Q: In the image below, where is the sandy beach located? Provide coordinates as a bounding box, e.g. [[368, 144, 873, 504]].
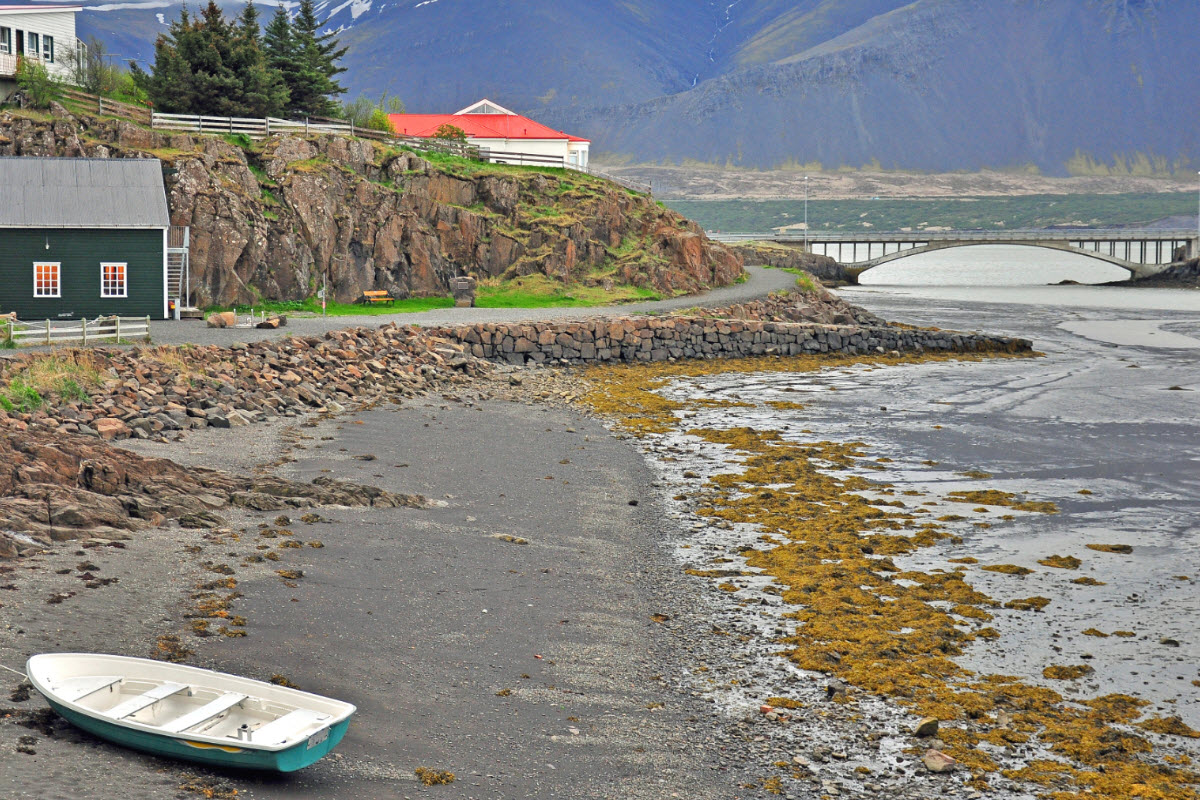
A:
[[0, 372, 776, 799]]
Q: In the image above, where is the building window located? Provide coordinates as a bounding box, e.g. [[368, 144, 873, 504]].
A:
[[27, 32, 38, 58], [101, 262, 127, 298], [43, 35, 53, 63], [0, 28, 11, 55], [34, 262, 60, 298]]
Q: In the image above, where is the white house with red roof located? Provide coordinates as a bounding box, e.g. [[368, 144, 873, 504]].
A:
[[388, 99, 590, 170], [0, 4, 83, 98]]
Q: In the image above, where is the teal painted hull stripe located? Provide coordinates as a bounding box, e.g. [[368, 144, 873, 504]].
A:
[[48, 700, 351, 772]]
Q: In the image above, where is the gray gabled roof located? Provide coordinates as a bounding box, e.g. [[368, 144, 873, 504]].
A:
[[0, 157, 169, 229]]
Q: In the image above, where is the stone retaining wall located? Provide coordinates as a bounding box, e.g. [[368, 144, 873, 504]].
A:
[[432, 317, 1031, 366]]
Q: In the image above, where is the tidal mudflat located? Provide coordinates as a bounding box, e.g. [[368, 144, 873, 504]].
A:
[[576, 297, 1200, 799]]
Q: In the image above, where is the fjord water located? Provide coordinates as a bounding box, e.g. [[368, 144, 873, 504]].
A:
[[656, 244, 1200, 730]]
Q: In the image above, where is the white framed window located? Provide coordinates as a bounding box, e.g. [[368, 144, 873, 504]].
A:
[[34, 262, 61, 298], [27, 32, 38, 59], [0, 28, 11, 55], [43, 35, 53, 63], [100, 262, 127, 298]]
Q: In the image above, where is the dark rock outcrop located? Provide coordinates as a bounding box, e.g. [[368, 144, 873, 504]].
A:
[[0, 110, 743, 307], [0, 428, 426, 555], [1117, 257, 1200, 289]]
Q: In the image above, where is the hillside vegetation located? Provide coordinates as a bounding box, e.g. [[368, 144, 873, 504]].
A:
[[0, 108, 741, 307]]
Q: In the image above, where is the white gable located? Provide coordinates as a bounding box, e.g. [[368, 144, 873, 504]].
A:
[[454, 98, 516, 116]]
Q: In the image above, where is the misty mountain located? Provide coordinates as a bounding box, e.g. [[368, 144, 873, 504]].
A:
[[72, 0, 1199, 174]]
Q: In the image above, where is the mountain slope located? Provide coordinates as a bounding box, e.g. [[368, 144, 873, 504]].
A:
[[70, 0, 1200, 174]]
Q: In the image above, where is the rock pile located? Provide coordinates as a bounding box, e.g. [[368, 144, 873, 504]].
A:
[[1, 324, 486, 444], [0, 293, 1029, 558], [700, 283, 886, 327]]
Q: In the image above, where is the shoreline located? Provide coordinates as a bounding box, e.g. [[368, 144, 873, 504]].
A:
[[571, 347, 1200, 799], [4, 285, 1190, 798]]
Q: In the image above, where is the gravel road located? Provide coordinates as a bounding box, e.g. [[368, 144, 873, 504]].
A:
[[148, 265, 797, 348]]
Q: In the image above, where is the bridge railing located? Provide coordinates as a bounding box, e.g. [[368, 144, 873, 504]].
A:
[[709, 229, 1197, 244]]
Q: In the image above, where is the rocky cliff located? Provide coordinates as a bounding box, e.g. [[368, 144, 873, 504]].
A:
[[0, 109, 742, 307]]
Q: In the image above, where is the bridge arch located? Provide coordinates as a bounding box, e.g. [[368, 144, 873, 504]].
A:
[[844, 241, 1141, 281]]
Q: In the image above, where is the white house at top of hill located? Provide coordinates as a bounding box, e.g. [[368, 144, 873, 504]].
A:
[[388, 99, 590, 170], [0, 4, 83, 99]]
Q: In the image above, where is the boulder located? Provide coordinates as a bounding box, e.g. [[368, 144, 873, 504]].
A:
[[914, 717, 940, 737], [207, 311, 237, 328], [93, 418, 130, 440], [922, 749, 957, 774]]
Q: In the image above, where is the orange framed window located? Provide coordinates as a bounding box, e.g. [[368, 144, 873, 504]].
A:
[[101, 262, 127, 298], [33, 262, 60, 298]]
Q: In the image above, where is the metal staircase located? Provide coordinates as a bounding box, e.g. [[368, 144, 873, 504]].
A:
[[167, 226, 194, 314]]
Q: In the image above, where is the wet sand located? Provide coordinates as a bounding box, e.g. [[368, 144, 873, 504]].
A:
[[0, 386, 767, 799]]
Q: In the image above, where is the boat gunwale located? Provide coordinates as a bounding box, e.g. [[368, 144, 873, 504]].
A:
[[27, 652, 356, 753]]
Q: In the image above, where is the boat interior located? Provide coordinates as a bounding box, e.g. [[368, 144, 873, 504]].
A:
[[53, 674, 334, 746]]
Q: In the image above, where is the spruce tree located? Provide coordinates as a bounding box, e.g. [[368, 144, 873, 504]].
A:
[[231, 1, 289, 117], [142, 6, 198, 114], [184, 1, 240, 116], [262, 7, 300, 110], [287, 0, 347, 117]]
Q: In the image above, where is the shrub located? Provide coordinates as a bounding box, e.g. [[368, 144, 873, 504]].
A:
[[15, 58, 62, 109], [366, 108, 392, 132], [432, 123, 467, 141]]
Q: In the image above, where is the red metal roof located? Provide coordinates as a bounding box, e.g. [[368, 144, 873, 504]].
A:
[[388, 113, 588, 143]]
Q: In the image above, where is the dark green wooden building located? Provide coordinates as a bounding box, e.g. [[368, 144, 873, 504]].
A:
[[0, 157, 172, 320]]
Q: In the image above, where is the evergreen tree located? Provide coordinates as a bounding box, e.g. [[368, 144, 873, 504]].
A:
[[142, 1, 290, 117], [230, 1, 288, 117], [262, 7, 300, 110], [287, 0, 348, 116], [184, 0, 241, 116], [141, 6, 198, 113]]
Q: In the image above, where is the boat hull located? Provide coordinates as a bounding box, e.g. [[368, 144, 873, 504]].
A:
[[45, 697, 352, 772]]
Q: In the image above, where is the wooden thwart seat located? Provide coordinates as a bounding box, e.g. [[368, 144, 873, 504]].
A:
[[104, 682, 188, 720], [161, 692, 247, 734], [56, 675, 122, 703], [358, 290, 395, 306], [249, 709, 330, 745]]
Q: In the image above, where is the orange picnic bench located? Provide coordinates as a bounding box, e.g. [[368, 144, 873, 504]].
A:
[[358, 290, 395, 306]]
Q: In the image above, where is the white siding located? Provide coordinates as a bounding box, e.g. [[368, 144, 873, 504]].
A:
[[0, 9, 79, 80], [568, 142, 590, 169], [472, 137, 576, 167]]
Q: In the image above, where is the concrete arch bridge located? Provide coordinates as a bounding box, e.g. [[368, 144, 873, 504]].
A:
[[712, 229, 1199, 281]]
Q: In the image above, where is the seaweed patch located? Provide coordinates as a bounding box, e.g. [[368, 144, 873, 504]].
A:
[[578, 354, 1200, 799]]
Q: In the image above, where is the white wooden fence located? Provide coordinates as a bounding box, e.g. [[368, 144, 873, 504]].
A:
[[6, 316, 151, 347], [152, 113, 359, 138]]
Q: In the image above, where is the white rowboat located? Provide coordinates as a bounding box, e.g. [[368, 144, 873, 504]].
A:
[[27, 653, 356, 771]]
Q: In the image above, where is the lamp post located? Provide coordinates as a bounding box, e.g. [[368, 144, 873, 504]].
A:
[[804, 175, 809, 253]]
